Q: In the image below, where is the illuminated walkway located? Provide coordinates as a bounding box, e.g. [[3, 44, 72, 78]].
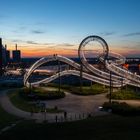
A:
[[24, 36, 140, 88]]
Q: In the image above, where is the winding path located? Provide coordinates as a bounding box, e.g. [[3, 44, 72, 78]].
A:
[[2, 88, 140, 123], [0, 89, 110, 122]]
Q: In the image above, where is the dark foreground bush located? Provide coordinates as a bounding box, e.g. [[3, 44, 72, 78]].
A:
[[103, 101, 140, 116]]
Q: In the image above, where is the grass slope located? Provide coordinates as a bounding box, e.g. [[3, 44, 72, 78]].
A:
[[8, 89, 64, 113], [45, 83, 108, 95], [107, 88, 140, 100]]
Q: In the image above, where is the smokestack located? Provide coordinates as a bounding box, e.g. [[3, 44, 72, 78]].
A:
[[15, 44, 17, 50]]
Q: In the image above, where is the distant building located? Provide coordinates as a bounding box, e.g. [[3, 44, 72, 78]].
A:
[[5, 45, 10, 65], [2, 46, 6, 65], [0, 44, 11, 66], [12, 44, 21, 63], [0, 38, 2, 75]]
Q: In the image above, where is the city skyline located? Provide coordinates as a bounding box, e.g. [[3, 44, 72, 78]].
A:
[[1, 0, 140, 58]]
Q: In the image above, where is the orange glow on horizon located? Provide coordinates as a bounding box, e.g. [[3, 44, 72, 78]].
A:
[[4, 42, 140, 58], [21, 48, 78, 58]]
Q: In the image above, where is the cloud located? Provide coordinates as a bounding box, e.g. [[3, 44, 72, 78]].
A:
[[60, 43, 75, 47], [12, 39, 38, 45], [100, 32, 116, 36], [26, 41, 39, 44], [43, 43, 55, 45], [12, 39, 24, 43], [43, 43, 75, 49], [55, 43, 75, 48], [12, 39, 39, 45], [11, 39, 76, 50], [123, 32, 140, 37], [31, 30, 45, 34]]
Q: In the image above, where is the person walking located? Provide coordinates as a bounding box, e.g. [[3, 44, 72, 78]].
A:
[[64, 111, 67, 120]]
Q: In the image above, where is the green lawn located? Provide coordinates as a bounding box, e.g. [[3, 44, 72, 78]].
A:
[[43, 83, 108, 95], [33, 87, 65, 99], [8, 89, 64, 113], [70, 84, 108, 95], [19, 87, 65, 100], [1, 115, 140, 140], [107, 88, 140, 100], [8, 89, 38, 112]]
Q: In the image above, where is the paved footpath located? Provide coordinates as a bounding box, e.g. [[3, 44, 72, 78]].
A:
[[3, 89, 140, 123], [0, 90, 66, 122]]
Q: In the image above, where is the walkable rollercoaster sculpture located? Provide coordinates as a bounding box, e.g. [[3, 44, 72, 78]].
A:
[[24, 35, 140, 88]]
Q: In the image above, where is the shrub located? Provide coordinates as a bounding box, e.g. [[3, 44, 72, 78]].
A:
[[19, 87, 65, 100], [41, 83, 108, 95], [107, 88, 140, 100], [103, 101, 140, 116], [70, 84, 108, 96]]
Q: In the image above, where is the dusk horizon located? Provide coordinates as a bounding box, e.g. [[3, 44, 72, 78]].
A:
[[1, 1, 140, 139], [1, 0, 140, 58]]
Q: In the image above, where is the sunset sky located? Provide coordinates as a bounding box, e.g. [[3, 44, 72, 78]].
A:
[[1, 0, 140, 58]]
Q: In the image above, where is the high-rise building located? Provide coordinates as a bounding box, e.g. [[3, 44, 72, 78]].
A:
[[12, 44, 21, 63], [0, 38, 3, 75], [2, 45, 7, 66], [5, 45, 10, 64]]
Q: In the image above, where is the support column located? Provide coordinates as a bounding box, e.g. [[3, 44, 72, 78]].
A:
[[109, 71, 112, 103], [58, 60, 61, 93], [80, 64, 83, 92]]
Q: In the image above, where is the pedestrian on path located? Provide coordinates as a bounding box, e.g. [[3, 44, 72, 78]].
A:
[[64, 111, 67, 120]]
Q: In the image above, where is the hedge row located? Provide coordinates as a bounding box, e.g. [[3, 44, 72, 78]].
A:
[[103, 101, 140, 116]]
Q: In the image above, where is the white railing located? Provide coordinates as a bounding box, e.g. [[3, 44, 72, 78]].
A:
[[24, 53, 140, 88]]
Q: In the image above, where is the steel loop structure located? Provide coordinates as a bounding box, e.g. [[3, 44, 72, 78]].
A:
[[24, 35, 140, 88]]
